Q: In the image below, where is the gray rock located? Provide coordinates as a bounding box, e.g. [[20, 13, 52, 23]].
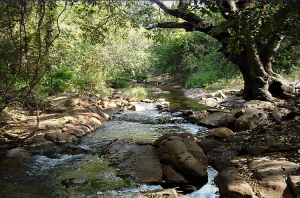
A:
[[61, 178, 89, 188], [128, 105, 146, 111], [151, 87, 162, 92], [165, 165, 187, 183], [206, 149, 237, 171], [235, 108, 268, 131], [272, 111, 283, 122], [243, 100, 275, 110], [198, 111, 231, 127], [6, 147, 30, 158], [189, 111, 208, 123], [198, 139, 220, 152], [44, 132, 78, 144]]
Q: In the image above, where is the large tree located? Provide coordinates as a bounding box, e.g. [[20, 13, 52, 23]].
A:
[[148, 1, 300, 101]]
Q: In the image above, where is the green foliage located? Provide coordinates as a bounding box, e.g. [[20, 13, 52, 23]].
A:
[[150, 31, 238, 88], [273, 37, 300, 74], [41, 67, 74, 95], [50, 6, 152, 94], [106, 74, 131, 89], [122, 86, 147, 97]]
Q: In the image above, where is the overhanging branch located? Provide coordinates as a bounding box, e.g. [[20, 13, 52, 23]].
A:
[[146, 22, 195, 31]]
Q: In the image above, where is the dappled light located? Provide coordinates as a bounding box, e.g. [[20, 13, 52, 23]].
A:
[[0, 1, 300, 197]]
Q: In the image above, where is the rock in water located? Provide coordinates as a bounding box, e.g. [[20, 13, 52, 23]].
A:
[[61, 178, 89, 188], [155, 133, 208, 180], [106, 139, 164, 184]]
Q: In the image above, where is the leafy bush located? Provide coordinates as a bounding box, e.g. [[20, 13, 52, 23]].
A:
[[42, 68, 74, 95], [150, 31, 239, 87], [106, 73, 132, 89]]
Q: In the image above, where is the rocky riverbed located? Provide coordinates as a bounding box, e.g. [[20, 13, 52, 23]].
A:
[[1, 83, 300, 197]]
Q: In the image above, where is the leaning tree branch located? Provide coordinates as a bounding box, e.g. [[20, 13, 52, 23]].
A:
[[151, 0, 211, 24], [146, 22, 194, 31], [148, 1, 214, 33]]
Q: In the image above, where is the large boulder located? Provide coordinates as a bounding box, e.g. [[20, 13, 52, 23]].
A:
[[235, 108, 268, 131], [197, 111, 231, 127], [215, 166, 256, 198], [248, 159, 299, 198], [104, 134, 208, 186], [155, 134, 208, 180]]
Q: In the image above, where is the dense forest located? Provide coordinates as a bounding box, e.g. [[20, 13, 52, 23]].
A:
[[0, 1, 299, 112]]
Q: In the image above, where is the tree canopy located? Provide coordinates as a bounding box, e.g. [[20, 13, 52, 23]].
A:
[[0, 0, 300, 112], [148, 1, 300, 101]]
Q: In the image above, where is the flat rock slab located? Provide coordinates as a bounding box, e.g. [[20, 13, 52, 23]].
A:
[[107, 139, 163, 184], [198, 111, 230, 127], [248, 159, 300, 198]]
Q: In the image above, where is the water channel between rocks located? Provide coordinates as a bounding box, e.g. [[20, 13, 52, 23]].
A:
[[0, 87, 219, 198]]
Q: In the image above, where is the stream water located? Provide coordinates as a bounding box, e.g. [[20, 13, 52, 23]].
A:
[[0, 88, 219, 198]]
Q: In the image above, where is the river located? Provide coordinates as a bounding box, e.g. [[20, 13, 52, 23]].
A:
[[0, 87, 219, 197]]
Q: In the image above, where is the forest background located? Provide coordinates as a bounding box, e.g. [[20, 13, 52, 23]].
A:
[[0, 1, 299, 113]]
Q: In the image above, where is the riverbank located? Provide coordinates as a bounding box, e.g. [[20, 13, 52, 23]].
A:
[[183, 85, 300, 198]]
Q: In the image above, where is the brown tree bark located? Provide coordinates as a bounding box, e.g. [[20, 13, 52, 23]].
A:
[[230, 45, 293, 101]]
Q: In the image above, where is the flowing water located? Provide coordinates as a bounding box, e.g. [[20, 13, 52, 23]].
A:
[[0, 88, 219, 198]]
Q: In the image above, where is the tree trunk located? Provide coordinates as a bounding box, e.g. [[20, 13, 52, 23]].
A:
[[230, 44, 294, 101]]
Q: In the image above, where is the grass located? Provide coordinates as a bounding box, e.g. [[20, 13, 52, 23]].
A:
[[202, 67, 299, 93], [203, 75, 244, 92], [280, 67, 300, 82], [122, 86, 148, 97]]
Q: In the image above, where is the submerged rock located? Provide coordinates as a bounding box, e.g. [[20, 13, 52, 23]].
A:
[[6, 147, 30, 158], [61, 178, 89, 188]]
